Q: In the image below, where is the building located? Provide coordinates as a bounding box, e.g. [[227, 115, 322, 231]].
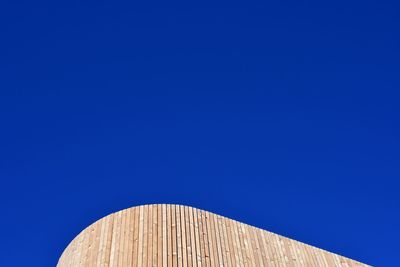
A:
[[57, 204, 368, 266]]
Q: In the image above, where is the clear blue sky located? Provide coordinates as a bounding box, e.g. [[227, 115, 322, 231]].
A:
[[1, 0, 399, 266]]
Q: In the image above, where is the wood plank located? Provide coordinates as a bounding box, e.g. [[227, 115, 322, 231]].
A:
[[200, 210, 211, 267], [171, 205, 178, 267], [212, 213, 223, 267], [250, 226, 264, 267], [193, 208, 202, 267], [108, 212, 119, 267], [167, 205, 173, 267], [255, 228, 269, 267], [137, 206, 145, 267], [119, 209, 127, 267], [147, 205, 153, 267], [162, 204, 167, 267], [143, 205, 149, 267], [104, 215, 114, 267], [184, 206, 192, 267], [157, 205, 163, 267], [240, 223, 254, 267], [132, 207, 139, 267], [205, 211, 216, 267], [217, 215, 229, 267], [180, 206, 188, 267], [127, 208, 134, 267], [224, 217, 236, 267], [188, 206, 197, 267], [90, 220, 101, 267], [176, 205, 183, 267]]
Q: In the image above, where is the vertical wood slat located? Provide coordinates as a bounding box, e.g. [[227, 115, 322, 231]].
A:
[[193, 208, 202, 267], [58, 204, 370, 267], [143, 205, 149, 267], [121, 209, 128, 267], [180, 206, 188, 267], [201, 210, 211, 267], [147, 205, 153, 267], [188, 206, 197, 267], [137, 206, 144, 267], [167, 205, 173, 267], [171, 205, 178, 267], [127, 208, 134, 267], [205, 211, 216, 267], [176, 205, 182, 267], [157, 205, 163, 267], [152, 206, 157, 267], [197, 209, 206, 267], [184, 206, 192, 267], [132, 207, 139, 267], [217, 215, 229, 267], [162, 205, 167, 267]]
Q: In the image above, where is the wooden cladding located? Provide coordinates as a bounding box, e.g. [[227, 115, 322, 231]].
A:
[[57, 204, 368, 267]]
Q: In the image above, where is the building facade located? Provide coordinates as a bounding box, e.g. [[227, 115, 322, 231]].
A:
[[57, 204, 368, 266]]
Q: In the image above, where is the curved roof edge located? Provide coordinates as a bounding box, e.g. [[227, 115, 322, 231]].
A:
[[58, 204, 369, 267]]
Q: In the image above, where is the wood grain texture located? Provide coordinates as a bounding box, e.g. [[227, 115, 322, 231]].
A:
[[58, 204, 369, 267]]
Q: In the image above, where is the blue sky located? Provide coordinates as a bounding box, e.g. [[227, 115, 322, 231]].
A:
[[1, 0, 399, 266]]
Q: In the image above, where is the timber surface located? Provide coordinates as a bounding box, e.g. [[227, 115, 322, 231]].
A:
[[57, 204, 369, 267]]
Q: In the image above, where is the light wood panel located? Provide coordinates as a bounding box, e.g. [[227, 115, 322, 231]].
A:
[[58, 204, 369, 267]]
